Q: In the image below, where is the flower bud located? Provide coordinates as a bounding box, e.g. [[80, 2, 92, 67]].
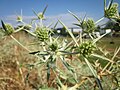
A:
[[5, 24, 14, 35], [35, 27, 49, 41], [82, 19, 96, 33], [78, 42, 96, 57], [105, 3, 119, 19]]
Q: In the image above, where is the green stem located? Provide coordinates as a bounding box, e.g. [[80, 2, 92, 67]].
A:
[[14, 26, 24, 33], [59, 20, 79, 47], [10, 35, 31, 52], [95, 17, 105, 24], [84, 57, 103, 90], [89, 33, 94, 40], [40, 19, 43, 27], [84, 57, 97, 78], [101, 44, 118, 73], [53, 69, 64, 88], [24, 29, 36, 37]]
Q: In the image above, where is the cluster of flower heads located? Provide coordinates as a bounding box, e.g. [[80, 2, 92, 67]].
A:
[[78, 41, 96, 57]]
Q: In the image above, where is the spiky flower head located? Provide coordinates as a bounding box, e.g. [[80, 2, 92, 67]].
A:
[[78, 41, 96, 57], [105, 3, 119, 19], [4, 24, 14, 35], [82, 19, 96, 33], [35, 27, 49, 41], [49, 41, 59, 52]]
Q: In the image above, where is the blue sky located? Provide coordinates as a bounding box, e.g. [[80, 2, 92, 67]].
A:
[[0, 0, 120, 27]]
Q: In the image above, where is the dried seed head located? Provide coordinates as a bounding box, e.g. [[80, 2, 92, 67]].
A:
[[78, 42, 96, 57], [35, 27, 49, 41], [5, 24, 14, 35], [105, 3, 119, 19]]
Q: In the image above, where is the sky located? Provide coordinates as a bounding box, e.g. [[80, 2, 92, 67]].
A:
[[0, 0, 120, 28]]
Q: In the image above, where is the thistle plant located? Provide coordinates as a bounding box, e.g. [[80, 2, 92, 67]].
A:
[[0, 0, 120, 90]]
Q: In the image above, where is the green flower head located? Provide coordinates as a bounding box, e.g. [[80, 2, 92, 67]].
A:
[[35, 27, 49, 41], [5, 24, 14, 35], [105, 3, 119, 19], [78, 41, 96, 57], [82, 19, 96, 33]]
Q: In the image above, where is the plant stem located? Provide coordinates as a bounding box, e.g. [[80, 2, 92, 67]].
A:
[[14, 26, 24, 33], [95, 17, 105, 24], [84, 58, 97, 77], [24, 29, 36, 37], [59, 20, 79, 47], [84, 58, 103, 90], [89, 33, 94, 40], [10, 35, 31, 52], [102, 47, 120, 73], [101, 62, 110, 73], [108, 47, 120, 70], [40, 19, 43, 27]]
